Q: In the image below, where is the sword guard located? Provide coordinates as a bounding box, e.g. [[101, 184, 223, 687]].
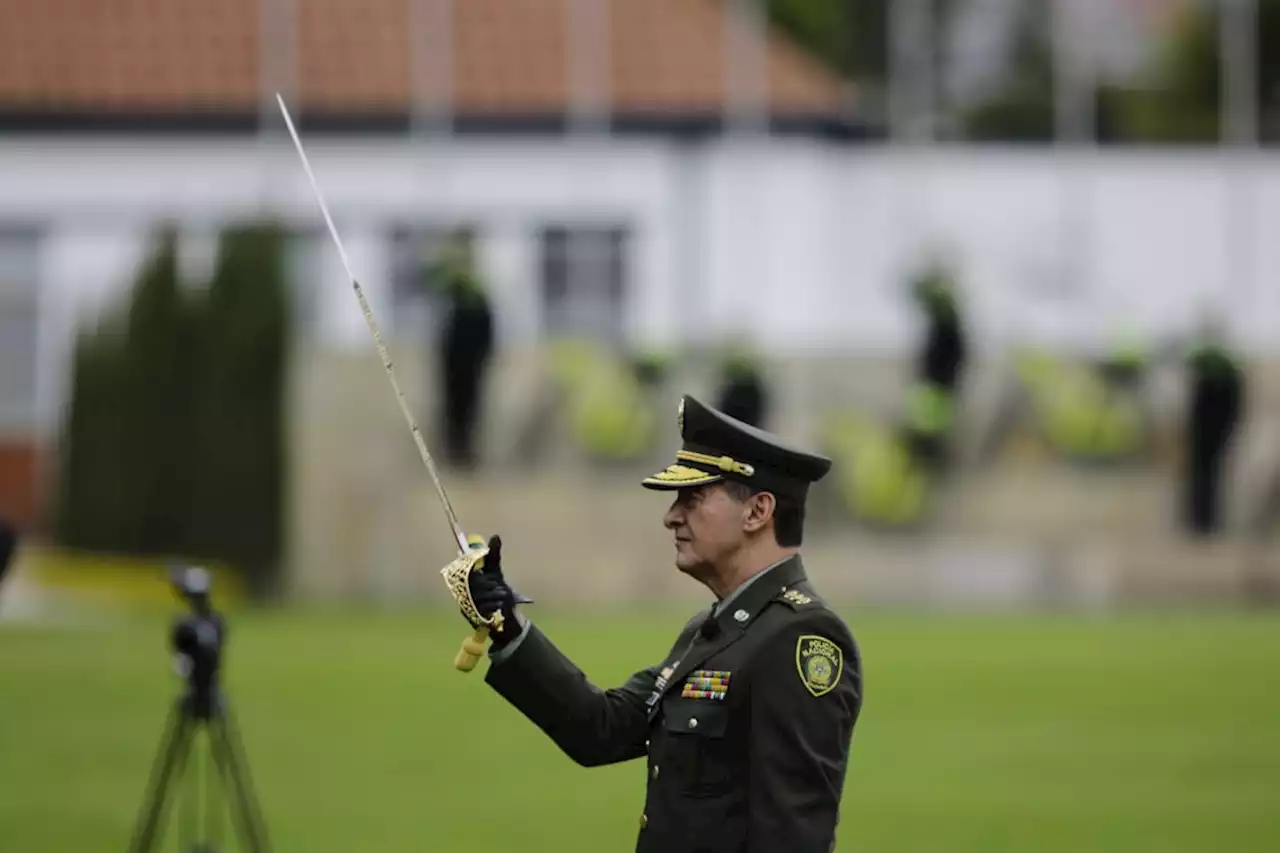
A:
[[441, 542, 504, 672], [441, 545, 501, 628]]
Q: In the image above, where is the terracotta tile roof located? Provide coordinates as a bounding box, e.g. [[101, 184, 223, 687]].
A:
[[0, 0, 848, 119], [0, 0, 260, 110]]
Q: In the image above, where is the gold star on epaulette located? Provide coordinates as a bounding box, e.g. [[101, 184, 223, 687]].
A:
[[781, 589, 812, 606]]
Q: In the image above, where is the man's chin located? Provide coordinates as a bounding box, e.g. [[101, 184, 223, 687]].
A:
[[673, 553, 709, 578]]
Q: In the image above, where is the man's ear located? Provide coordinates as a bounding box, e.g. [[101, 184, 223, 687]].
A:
[[742, 491, 776, 534]]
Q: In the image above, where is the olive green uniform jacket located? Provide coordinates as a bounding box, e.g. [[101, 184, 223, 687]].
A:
[[484, 556, 863, 853]]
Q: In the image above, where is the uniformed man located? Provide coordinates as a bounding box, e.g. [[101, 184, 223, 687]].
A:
[[902, 261, 966, 470], [715, 347, 769, 429], [911, 261, 966, 400], [1184, 326, 1245, 535], [461, 395, 863, 852], [432, 235, 495, 470]]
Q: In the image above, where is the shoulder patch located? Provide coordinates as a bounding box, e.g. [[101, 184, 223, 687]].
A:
[[778, 588, 813, 607], [795, 634, 843, 697]]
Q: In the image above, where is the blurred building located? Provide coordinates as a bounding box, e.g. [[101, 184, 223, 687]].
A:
[[0, 0, 865, 533], [2, 1, 1280, 602]]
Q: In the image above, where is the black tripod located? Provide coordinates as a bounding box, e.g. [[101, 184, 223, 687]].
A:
[[128, 568, 271, 853]]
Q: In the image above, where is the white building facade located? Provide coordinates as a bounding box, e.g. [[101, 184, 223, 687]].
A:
[[5, 136, 1279, 439]]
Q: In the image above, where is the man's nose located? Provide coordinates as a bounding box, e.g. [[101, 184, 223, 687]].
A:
[[664, 502, 684, 529]]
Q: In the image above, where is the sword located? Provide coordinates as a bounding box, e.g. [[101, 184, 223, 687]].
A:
[[276, 93, 499, 672]]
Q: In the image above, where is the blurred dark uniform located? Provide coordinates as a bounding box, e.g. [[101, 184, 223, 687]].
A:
[[0, 517, 15, 588], [630, 352, 668, 390], [481, 397, 862, 853], [715, 352, 769, 428], [904, 267, 966, 469], [434, 251, 494, 469], [1184, 339, 1244, 535], [1096, 341, 1146, 391]]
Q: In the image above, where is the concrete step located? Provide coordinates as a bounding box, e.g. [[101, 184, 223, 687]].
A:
[[931, 465, 1179, 540], [284, 463, 1280, 611]]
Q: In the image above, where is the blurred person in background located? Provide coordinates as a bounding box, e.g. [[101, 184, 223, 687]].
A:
[[630, 349, 669, 391], [0, 517, 14, 590], [458, 395, 862, 853], [1183, 314, 1245, 536], [714, 344, 769, 428], [903, 258, 967, 470], [1097, 329, 1148, 392], [1091, 326, 1154, 462], [432, 233, 495, 470]]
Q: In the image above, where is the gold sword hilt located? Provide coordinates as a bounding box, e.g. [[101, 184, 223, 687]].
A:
[[444, 534, 503, 672]]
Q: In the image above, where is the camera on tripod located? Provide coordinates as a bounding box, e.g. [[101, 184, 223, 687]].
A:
[[128, 565, 270, 853], [168, 567, 224, 718]]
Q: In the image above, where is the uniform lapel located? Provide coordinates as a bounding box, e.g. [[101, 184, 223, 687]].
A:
[[661, 556, 808, 700]]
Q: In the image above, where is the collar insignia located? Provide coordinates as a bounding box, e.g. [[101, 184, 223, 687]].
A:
[[782, 589, 812, 606]]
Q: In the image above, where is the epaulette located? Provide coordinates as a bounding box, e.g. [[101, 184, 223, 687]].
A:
[[775, 587, 817, 609]]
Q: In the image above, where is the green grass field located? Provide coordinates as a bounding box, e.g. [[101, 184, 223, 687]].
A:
[[3, 605, 1279, 852]]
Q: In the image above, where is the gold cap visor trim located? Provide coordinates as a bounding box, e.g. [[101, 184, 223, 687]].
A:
[[676, 450, 755, 477], [641, 463, 724, 490]]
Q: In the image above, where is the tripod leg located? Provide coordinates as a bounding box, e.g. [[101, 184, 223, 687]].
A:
[[128, 701, 195, 853], [186, 727, 224, 853], [210, 704, 272, 853], [206, 728, 224, 853], [182, 731, 199, 853]]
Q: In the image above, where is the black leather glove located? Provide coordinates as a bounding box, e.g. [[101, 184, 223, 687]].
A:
[[465, 535, 532, 645]]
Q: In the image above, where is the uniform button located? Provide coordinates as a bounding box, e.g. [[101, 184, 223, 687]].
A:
[[652, 764, 660, 779], [688, 717, 698, 730], [640, 813, 648, 829]]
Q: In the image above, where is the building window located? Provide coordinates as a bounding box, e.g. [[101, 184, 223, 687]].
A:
[[0, 227, 41, 430], [539, 225, 628, 344]]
